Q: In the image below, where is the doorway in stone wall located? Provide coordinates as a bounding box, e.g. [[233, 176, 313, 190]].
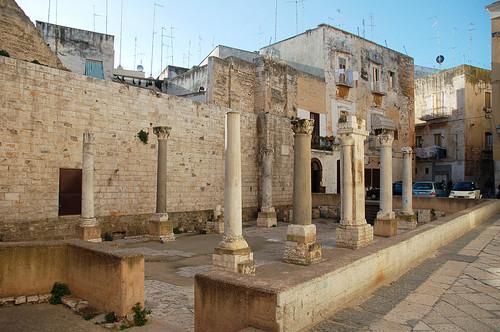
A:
[[311, 158, 324, 193], [58, 168, 82, 216]]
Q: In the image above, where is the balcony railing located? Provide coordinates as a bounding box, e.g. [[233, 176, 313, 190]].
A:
[[415, 145, 447, 159], [371, 81, 386, 95], [419, 107, 452, 121], [311, 136, 335, 151], [335, 69, 354, 87]]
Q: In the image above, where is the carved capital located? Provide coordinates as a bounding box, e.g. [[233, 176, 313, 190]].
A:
[[83, 131, 95, 144], [260, 147, 274, 156], [377, 131, 394, 147], [339, 134, 354, 146], [401, 147, 413, 155], [153, 126, 171, 140], [291, 119, 314, 135]]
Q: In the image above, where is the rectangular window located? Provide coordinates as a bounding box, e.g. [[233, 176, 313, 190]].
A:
[[434, 133, 442, 147], [59, 168, 82, 216], [84, 59, 105, 79], [338, 56, 347, 70], [485, 91, 491, 109], [372, 66, 380, 82], [416, 136, 423, 148], [389, 71, 395, 89], [310, 112, 320, 138]]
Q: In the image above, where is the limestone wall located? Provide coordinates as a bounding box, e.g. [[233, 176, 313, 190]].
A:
[[0, 56, 294, 239], [0, 240, 144, 316], [0, 0, 65, 69]]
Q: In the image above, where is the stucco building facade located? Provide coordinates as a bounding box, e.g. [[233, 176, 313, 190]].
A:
[[414, 65, 493, 194]]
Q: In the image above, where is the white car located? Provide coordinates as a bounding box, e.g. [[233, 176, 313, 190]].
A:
[[449, 181, 482, 199]]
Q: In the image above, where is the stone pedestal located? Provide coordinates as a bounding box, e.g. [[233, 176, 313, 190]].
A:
[[257, 207, 277, 227], [374, 131, 397, 237], [213, 111, 255, 274], [398, 147, 417, 230], [78, 131, 101, 242], [336, 116, 373, 249], [149, 213, 174, 242], [283, 119, 321, 264], [149, 126, 174, 242]]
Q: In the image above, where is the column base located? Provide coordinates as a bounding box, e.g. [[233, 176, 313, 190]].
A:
[[374, 217, 398, 237], [257, 208, 277, 227], [76, 220, 102, 242], [336, 223, 373, 249], [283, 224, 322, 265], [212, 246, 255, 275], [397, 212, 417, 230], [149, 213, 175, 242]]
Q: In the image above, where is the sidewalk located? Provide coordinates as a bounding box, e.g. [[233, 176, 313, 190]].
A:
[[312, 215, 500, 332]]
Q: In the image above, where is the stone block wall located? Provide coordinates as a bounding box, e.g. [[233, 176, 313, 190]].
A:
[[0, 0, 65, 69], [0, 56, 294, 240]]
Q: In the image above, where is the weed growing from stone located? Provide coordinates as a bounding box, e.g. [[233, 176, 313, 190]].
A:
[[137, 130, 149, 144], [105, 312, 117, 323], [50, 282, 70, 304], [132, 303, 151, 326]]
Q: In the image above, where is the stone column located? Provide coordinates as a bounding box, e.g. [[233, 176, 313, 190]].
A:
[[149, 126, 174, 242], [257, 147, 277, 227], [398, 147, 417, 228], [76, 131, 101, 242], [374, 131, 397, 237], [336, 115, 373, 249], [283, 119, 322, 265], [213, 111, 255, 275]]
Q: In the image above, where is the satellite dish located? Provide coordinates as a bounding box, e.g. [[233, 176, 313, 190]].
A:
[[436, 55, 445, 64], [137, 64, 144, 72]]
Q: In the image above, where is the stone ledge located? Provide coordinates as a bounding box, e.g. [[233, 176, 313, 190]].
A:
[[195, 200, 500, 332]]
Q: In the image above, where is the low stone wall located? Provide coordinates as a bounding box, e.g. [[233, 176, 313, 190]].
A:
[[312, 193, 340, 207], [195, 199, 500, 331], [0, 240, 144, 316], [393, 196, 481, 214]]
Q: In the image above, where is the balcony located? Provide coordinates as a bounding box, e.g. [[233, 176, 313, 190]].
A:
[[371, 81, 386, 95], [415, 145, 447, 160], [419, 107, 452, 122], [335, 69, 354, 87], [312, 135, 335, 151]]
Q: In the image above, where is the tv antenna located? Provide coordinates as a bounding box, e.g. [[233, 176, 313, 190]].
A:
[[160, 27, 168, 73], [274, 0, 278, 42], [47, 0, 51, 23], [93, 5, 102, 32], [467, 23, 475, 65], [368, 13, 375, 39], [187, 40, 191, 68], [150, 2, 163, 78], [118, 0, 124, 68], [287, 0, 306, 35], [105, 0, 108, 34], [198, 35, 203, 64]]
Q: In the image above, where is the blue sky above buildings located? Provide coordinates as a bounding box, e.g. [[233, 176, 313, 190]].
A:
[[18, 0, 492, 77]]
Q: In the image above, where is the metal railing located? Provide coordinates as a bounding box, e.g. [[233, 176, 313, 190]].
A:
[[335, 69, 354, 87], [419, 107, 452, 121], [371, 81, 386, 94]]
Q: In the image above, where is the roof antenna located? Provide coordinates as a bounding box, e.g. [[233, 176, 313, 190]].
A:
[[150, 2, 163, 78]]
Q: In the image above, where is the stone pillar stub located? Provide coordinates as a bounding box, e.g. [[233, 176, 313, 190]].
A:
[[398, 147, 417, 229], [374, 130, 397, 237], [336, 115, 373, 249], [213, 111, 255, 275], [283, 119, 322, 265], [77, 131, 101, 242], [149, 126, 174, 242]]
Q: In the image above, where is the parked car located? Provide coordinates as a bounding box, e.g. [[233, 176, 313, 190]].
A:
[[449, 181, 482, 199], [412, 181, 448, 197], [393, 181, 403, 196], [366, 187, 380, 200]]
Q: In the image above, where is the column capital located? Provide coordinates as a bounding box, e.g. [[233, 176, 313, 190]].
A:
[[260, 147, 274, 156], [291, 118, 314, 135], [153, 126, 171, 140], [401, 146, 413, 155], [377, 131, 394, 147], [339, 134, 355, 146], [83, 131, 95, 144]]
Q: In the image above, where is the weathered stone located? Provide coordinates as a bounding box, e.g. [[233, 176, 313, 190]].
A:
[[38, 294, 51, 303], [0, 297, 14, 305], [75, 300, 89, 312], [14, 296, 26, 305], [336, 116, 373, 249], [417, 209, 431, 223], [62, 296, 79, 310], [26, 295, 39, 303], [312, 207, 321, 219], [212, 111, 254, 274]]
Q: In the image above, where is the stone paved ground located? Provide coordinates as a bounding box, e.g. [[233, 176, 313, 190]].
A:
[[311, 216, 500, 332]]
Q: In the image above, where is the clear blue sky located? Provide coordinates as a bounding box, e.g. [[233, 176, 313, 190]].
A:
[[17, 0, 493, 77]]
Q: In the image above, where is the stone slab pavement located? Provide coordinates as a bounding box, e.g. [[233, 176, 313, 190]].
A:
[[312, 215, 500, 332]]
